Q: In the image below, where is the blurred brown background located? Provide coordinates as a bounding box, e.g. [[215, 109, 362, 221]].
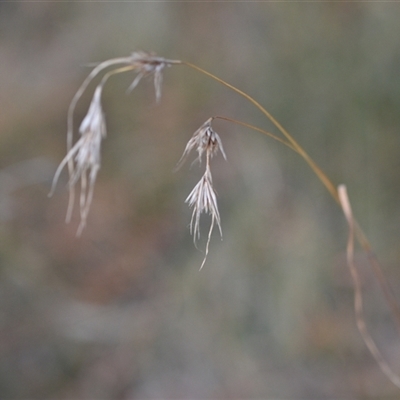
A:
[[1, 3, 400, 399]]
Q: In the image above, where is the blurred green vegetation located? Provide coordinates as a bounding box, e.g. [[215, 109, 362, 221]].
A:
[[1, 3, 400, 398]]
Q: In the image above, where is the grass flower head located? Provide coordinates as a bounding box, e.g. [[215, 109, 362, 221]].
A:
[[50, 85, 106, 235], [178, 118, 227, 269], [186, 164, 222, 242], [128, 51, 181, 102], [50, 51, 181, 234], [176, 117, 226, 170]]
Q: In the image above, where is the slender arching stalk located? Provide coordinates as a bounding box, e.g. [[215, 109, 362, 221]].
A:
[[339, 185, 400, 388], [182, 62, 374, 253], [181, 60, 400, 334], [182, 61, 339, 203], [52, 50, 400, 389], [213, 116, 297, 152]]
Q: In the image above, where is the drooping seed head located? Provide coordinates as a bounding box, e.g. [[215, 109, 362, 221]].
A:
[[128, 51, 181, 102], [175, 118, 227, 170], [185, 164, 222, 242], [177, 118, 227, 270], [50, 85, 106, 235], [185, 163, 223, 270], [50, 50, 182, 234]]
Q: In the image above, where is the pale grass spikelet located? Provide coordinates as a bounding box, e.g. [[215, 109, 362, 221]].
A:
[[128, 51, 181, 102], [186, 161, 222, 271], [176, 117, 226, 170], [178, 118, 227, 269], [50, 51, 181, 234], [186, 163, 222, 242], [50, 84, 106, 235]]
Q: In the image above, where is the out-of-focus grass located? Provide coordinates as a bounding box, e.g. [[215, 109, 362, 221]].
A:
[[1, 3, 400, 398]]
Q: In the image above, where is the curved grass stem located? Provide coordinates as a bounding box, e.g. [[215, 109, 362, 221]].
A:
[[182, 60, 400, 384], [181, 60, 389, 267], [213, 116, 297, 152], [182, 61, 339, 203]]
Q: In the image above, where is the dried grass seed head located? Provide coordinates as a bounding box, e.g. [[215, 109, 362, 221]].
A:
[[50, 84, 106, 235], [128, 51, 181, 102], [73, 84, 107, 234], [176, 118, 227, 169], [50, 50, 181, 234], [179, 118, 228, 270], [185, 164, 222, 242], [74, 85, 105, 180]]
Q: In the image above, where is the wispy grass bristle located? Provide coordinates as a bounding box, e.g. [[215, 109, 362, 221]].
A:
[[127, 51, 181, 102], [177, 118, 227, 269], [49, 51, 181, 235], [175, 117, 226, 171], [50, 84, 105, 235]]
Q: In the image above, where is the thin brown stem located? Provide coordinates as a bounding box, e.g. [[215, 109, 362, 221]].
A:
[[213, 116, 297, 152], [339, 185, 400, 388], [182, 61, 339, 203], [182, 63, 383, 232], [181, 60, 400, 379]]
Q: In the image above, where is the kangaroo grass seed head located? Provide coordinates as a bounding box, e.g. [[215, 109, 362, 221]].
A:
[[185, 163, 222, 242], [50, 51, 182, 234], [50, 84, 106, 235], [128, 51, 182, 102], [186, 163, 222, 271], [175, 117, 227, 170], [177, 118, 227, 269]]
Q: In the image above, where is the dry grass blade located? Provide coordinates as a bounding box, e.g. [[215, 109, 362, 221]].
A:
[[338, 184, 400, 389]]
